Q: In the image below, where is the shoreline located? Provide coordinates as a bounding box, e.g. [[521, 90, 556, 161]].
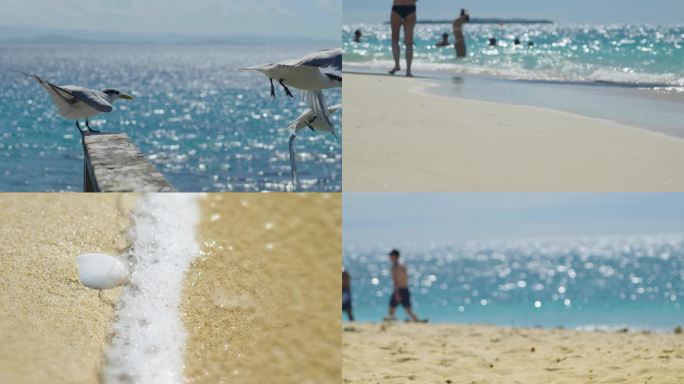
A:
[[412, 80, 684, 142], [343, 320, 682, 335], [343, 72, 684, 191], [343, 66, 684, 138], [103, 194, 200, 383], [343, 322, 684, 383]]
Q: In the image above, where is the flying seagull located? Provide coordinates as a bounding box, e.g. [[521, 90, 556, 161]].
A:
[[240, 48, 341, 128], [287, 103, 342, 191], [20, 72, 133, 134]]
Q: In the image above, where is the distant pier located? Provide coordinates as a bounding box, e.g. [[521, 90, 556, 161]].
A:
[[82, 132, 175, 192]]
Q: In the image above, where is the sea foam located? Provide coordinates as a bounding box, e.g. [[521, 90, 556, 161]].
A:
[[103, 194, 200, 384]]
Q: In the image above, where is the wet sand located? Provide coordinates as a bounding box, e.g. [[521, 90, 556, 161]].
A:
[[0, 194, 137, 384], [182, 193, 342, 383], [343, 322, 684, 384], [343, 73, 684, 191]]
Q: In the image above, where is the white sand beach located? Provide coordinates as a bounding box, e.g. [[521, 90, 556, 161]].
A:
[[343, 73, 684, 191], [343, 322, 684, 383]]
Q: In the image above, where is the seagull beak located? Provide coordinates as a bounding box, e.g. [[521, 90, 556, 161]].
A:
[[119, 94, 134, 100]]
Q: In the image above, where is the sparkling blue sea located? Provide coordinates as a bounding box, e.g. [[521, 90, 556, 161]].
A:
[[343, 234, 684, 330], [0, 43, 341, 192], [344, 23, 684, 91]]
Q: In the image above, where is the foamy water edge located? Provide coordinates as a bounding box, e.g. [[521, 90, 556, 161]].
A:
[[103, 194, 200, 384]]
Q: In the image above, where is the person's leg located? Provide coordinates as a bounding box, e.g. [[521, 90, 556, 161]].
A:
[[403, 12, 416, 77], [399, 289, 420, 321], [389, 11, 402, 75], [347, 308, 355, 322], [404, 306, 420, 322], [386, 293, 398, 320]]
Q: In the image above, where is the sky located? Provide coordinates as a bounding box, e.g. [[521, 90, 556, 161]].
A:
[[0, 0, 340, 40], [344, 193, 684, 245], [344, 0, 684, 25]]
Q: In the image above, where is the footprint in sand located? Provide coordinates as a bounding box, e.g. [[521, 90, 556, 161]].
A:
[[396, 357, 418, 363], [439, 359, 455, 367]]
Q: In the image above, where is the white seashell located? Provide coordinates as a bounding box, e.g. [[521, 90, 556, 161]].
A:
[[76, 253, 130, 289]]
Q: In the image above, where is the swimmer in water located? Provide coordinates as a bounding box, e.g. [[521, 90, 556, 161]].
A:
[[436, 33, 450, 47]]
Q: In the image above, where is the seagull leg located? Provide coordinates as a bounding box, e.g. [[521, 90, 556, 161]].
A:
[[86, 119, 100, 133], [279, 79, 294, 98], [288, 131, 300, 191], [331, 130, 341, 145], [75, 120, 82, 133], [270, 78, 275, 98]]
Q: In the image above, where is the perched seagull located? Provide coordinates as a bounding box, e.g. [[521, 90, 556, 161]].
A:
[[287, 103, 341, 191], [240, 48, 342, 127], [20, 72, 133, 134]]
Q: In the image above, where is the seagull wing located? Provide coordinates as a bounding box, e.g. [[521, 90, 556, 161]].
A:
[[288, 108, 315, 132], [303, 90, 332, 130], [238, 64, 275, 72], [284, 49, 342, 71], [61, 86, 113, 113], [20, 72, 79, 105]]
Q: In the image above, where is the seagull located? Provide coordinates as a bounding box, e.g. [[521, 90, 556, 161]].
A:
[[20, 72, 133, 134], [240, 48, 341, 128], [287, 103, 341, 191]]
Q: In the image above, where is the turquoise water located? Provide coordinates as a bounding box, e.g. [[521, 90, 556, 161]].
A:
[[344, 23, 684, 91], [344, 234, 684, 330], [0, 44, 341, 192]]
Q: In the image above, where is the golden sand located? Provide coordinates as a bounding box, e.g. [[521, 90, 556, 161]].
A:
[[0, 193, 137, 384], [182, 193, 342, 383], [343, 323, 684, 384]]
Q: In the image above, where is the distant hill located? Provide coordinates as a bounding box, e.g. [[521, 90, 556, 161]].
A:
[[4, 34, 96, 44], [0, 25, 336, 45], [384, 18, 554, 25]]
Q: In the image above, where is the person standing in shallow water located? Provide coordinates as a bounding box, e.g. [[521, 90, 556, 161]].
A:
[[385, 249, 425, 322], [343, 268, 354, 321], [453, 8, 470, 58], [389, 0, 417, 77]]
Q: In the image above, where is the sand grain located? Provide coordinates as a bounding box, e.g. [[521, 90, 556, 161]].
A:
[[182, 193, 341, 383], [343, 323, 684, 384], [0, 193, 137, 384]]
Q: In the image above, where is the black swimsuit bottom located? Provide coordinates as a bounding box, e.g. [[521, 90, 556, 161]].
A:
[[392, 5, 416, 19]]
